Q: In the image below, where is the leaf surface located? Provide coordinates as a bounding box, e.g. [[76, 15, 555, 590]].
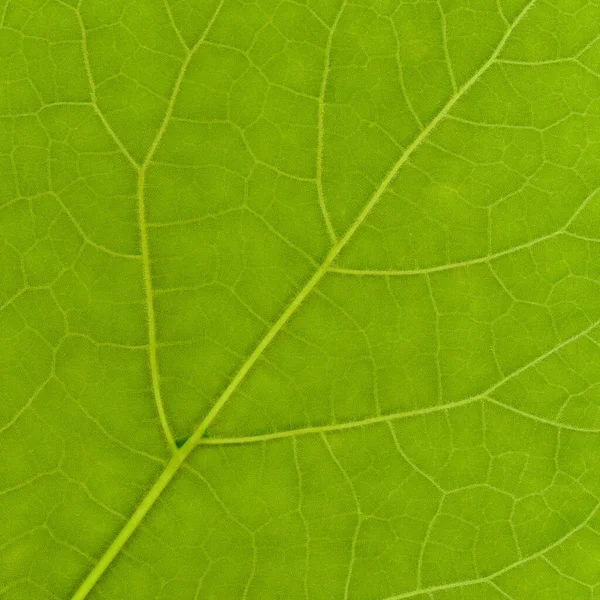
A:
[[2, 0, 600, 598]]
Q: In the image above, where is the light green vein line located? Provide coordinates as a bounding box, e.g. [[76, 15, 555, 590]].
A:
[[199, 303, 600, 446], [163, 0, 189, 51], [68, 2, 139, 169], [135, 0, 228, 452], [316, 0, 346, 243], [436, 0, 457, 92], [137, 167, 176, 452], [328, 183, 600, 277], [185, 0, 538, 456], [52, 193, 142, 260], [69, 3, 536, 597], [196, 398, 481, 446], [69, 452, 184, 600], [327, 233, 560, 276], [485, 395, 600, 433], [382, 503, 599, 600], [321, 433, 362, 600], [142, 0, 227, 169]]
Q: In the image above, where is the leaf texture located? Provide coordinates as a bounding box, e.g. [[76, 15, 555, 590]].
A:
[[2, 0, 600, 598]]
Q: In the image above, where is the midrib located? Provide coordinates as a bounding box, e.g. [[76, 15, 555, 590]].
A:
[[70, 2, 536, 597]]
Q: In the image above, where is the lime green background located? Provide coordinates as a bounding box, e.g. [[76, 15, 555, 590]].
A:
[[2, 0, 600, 598]]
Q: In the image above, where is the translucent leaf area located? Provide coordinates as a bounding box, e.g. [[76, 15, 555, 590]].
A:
[[2, 0, 600, 598]]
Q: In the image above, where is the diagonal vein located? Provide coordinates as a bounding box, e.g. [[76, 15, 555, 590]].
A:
[[142, 0, 227, 171], [67, 1, 139, 170], [382, 503, 599, 599], [69, 2, 536, 597], [184, 0, 536, 451]]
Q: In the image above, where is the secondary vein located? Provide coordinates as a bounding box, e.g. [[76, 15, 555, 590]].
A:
[[137, 166, 177, 451]]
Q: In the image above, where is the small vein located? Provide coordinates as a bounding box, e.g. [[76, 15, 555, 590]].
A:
[[389, 16, 423, 129], [56, 379, 166, 464], [0, 377, 51, 436], [245, 206, 320, 267], [52, 193, 142, 260], [142, 0, 227, 170], [163, 0, 190, 51], [436, 0, 457, 92], [381, 503, 599, 599], [292, 437, 311, 600], [134, 0, 227, 453], [316, 1, 346, 244], [198, 397, 481, 446], [484, 395, 600, 433], [66, 2, 139, 169]]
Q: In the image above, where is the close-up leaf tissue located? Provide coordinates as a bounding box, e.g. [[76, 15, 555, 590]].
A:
[[1, 0, 600, 598]]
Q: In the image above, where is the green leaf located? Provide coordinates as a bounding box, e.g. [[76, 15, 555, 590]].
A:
[[2, 0, 600, 598]]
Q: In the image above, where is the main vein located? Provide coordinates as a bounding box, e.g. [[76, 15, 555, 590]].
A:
[[70, 2, 535, 598]]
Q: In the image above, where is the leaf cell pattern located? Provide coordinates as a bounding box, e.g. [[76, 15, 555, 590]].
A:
[[2, 0, 600, 598]]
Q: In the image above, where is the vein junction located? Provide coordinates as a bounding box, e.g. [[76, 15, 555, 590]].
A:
[[70, 2, 539, 598]]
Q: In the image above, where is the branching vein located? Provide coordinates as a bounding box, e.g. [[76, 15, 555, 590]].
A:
[[69, 2, 538, 597]]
